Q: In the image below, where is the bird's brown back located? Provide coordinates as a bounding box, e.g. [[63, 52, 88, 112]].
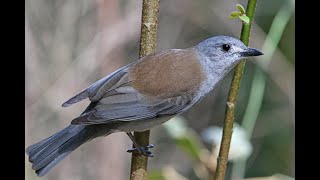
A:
[[128, 48, 205, 98]]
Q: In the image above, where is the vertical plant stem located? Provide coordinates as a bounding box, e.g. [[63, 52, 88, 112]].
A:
[[214, 1, 258, 180], [129, 0, 159, 180], [231, 2, 294, 179]]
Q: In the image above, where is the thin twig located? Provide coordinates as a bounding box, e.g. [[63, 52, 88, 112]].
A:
[[214, 0, 259, 180], [129, 0, 160, 180]]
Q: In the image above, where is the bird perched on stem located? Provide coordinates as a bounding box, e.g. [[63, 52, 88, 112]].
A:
[[26, 35, 263, 176]]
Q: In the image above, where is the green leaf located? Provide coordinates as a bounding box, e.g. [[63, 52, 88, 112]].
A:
[[236, 4, 246, 14], [229, 11, 241, 19], [239, 15, 250, 24]]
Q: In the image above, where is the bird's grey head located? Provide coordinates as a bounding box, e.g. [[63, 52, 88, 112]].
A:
[[195, 36, 263, 68], [188, 36, 263, 102]]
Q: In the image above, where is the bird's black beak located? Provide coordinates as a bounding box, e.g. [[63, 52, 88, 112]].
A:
[[241, 48, 263, 57]]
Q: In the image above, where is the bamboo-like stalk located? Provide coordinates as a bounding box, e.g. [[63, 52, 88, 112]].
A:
[[129, 0, 159, 180], [214, 1, 259, 180]]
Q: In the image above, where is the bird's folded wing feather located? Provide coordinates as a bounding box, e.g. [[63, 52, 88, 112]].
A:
[[71, 85, 192, 124], [61, 62, 134, 107]]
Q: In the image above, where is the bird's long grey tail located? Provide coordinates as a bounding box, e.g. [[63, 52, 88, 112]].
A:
[[26, 125, 112, 176]]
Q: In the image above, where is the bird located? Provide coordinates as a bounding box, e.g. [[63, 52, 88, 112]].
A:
[[26, 35, 263, 176]]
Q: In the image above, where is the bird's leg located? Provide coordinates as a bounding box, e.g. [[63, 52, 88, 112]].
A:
[[126, 132, 154, 157]]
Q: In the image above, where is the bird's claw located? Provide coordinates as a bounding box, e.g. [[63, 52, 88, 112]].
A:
[[127, 144, 154, 157]]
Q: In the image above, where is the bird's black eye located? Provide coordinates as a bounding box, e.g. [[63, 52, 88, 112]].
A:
[[222, 44, 231, 52]]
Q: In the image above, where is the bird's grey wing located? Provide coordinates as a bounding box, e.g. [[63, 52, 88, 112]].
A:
[[70, 86, 193, 125], [62, 62, 134, 107]]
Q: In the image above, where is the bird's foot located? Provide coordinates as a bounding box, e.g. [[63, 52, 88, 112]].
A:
[[127, 144, 154, 157]]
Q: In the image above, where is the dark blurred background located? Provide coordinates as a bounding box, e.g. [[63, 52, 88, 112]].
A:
[[25, 0, 295, 180]]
